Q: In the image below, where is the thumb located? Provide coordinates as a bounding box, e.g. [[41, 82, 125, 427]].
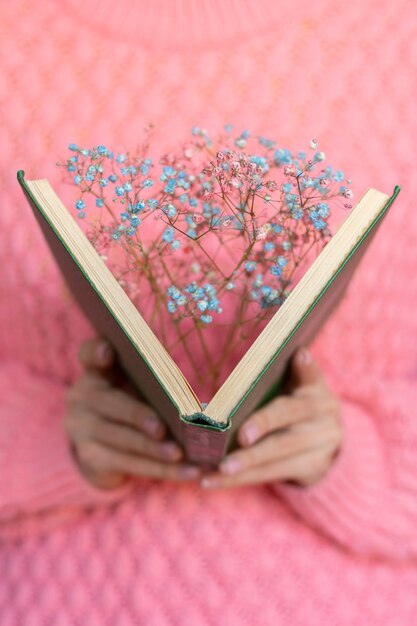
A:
[[292, 346, 325, 388], [78, 337, 115, 372]]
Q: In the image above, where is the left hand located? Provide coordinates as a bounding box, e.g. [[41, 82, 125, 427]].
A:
[[200, 346, 343, 489]]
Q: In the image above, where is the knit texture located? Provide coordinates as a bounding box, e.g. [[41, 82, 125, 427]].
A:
[[1, 1, 417, 624]]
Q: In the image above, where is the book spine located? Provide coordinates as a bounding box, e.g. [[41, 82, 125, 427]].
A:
[[180, 414, 231, 466]]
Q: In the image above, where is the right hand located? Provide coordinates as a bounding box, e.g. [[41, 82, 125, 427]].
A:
[[64, 337, 202, 489]]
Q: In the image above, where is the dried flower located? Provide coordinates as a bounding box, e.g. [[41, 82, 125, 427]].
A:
[[57, 125, 353, 398]]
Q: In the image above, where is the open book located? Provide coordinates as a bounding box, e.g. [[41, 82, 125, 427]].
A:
[[17, 171, 400, 464]]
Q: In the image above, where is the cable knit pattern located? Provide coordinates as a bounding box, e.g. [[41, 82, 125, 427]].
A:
[[1, 1, 417, 624]]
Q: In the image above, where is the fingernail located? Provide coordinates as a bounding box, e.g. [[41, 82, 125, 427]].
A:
[[180, 465, 201, 479], [144, 415, 164, 436], [159, 442, 181, 459], [96, 341, 112, 363], [220, 457, 241, 475], [243, 424, 259, 445], [201, 477, 218, 488], [298, 348, 312, 365]]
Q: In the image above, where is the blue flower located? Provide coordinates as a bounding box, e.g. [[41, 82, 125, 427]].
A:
[[163, 227, 175, 243], [249, 155, 269, 172], [100, 178, 109, 187], [109, 174, 118, 183], [200, 315, 213, 324], [270, 265, 282, 277], [313, 219, 327, 230], [167, 300, 177, 313], [333, 170, 344, 182], [277, 255, 287, 267], [317, 202, 330, 218], [197, 300, 208, 312], [165, 204, 176, 218], [123, 182, 132, 192], [208, 297, 220, 311], [163, 166, 176, 177], [167, 286, 181, 299], [115, 186, 124, 197], [164, 179, 176, 194], [76, 199, 85, 210], [264, 242, 275, 252], [73, 175, 82, 185], [133, 200, 145, 213], [253, 274, 263, 288], [245, 261, 257, 272], [177, 178, 190, 190], [96, 198, 104, 208], [68, 143, 78, 151], [147, 199, 158, 209], [273, 148, 292, 165], [258, 136, 276, 149]]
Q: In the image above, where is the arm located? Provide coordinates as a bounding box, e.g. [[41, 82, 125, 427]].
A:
[[0, 359, 133, 540], [199, 346, 417, 563], [272, 369, 417, 562], [0, 338, 201, 540]]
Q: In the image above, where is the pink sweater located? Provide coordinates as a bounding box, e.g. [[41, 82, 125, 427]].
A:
[[1, 1, 417, 624]]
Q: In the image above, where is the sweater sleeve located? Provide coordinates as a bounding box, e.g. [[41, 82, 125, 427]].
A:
[[0, 359, 134, 539], [270, 370, 417, 562]]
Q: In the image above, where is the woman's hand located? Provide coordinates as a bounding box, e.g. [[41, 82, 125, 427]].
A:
[[200, 347, 342, 489], [65, 337, 201, 490]]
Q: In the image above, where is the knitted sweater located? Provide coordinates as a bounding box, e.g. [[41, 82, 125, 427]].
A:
[[1, 1, 417, 624]]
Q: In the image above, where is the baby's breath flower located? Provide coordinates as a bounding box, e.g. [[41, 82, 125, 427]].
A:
[[58, 128, 352, 392]]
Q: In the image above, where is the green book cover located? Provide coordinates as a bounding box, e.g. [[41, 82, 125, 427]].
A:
[[17, 171, 401, 465]]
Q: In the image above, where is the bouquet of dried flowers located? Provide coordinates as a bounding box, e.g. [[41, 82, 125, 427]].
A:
[[58, 124, 353, 399]]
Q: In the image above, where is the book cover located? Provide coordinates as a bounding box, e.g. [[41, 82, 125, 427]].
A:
[[17, 171, 401, 464]]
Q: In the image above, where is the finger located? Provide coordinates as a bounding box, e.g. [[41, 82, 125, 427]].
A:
[[220, 419, 339, 475], [78, 337, 115, 372], [66, 408, 182, 462], [79, 440, 202, 482], [200, 445, 333, 489], [291, 347, 328, 389], [238, 395, 311, 446], [76, 385, 167, 440]]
